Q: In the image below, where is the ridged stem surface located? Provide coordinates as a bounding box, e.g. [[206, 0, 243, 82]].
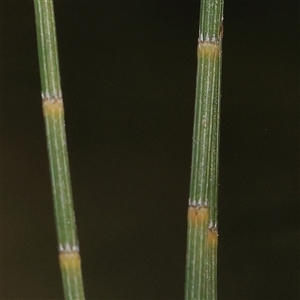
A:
[[185, 0, 224, 299], [33, 1, 85, 299]]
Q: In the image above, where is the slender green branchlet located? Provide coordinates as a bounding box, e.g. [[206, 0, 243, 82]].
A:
[[185, 0, 224, 299], [33, 1, 85, 299]]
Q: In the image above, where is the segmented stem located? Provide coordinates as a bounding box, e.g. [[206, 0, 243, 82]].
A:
[[33, 1, 85, 299], [185, 0, 224, 299]]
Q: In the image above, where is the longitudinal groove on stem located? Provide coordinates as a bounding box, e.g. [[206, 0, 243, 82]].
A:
[[42, 98, 78, 251], [33, 1, 85, 299], [185, 0, 223, 299]]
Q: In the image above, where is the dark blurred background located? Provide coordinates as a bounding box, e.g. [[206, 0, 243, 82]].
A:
[[2, 1, 299, 299]]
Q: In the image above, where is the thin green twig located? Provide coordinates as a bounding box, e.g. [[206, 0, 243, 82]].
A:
[[33, 1, 85, 299], [185, 0, 224, 299]]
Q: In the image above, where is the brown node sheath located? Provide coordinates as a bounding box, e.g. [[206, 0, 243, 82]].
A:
[[59, 251, 81, 270], [42, 97, 64, 116], [207, 228, 218, 246], [197, 42, 220, 58], [188, 206, 209, 225]]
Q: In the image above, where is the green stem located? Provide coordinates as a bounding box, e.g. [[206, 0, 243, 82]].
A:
[[185, 0, 223, 299], [33, 1, 85, 299]]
